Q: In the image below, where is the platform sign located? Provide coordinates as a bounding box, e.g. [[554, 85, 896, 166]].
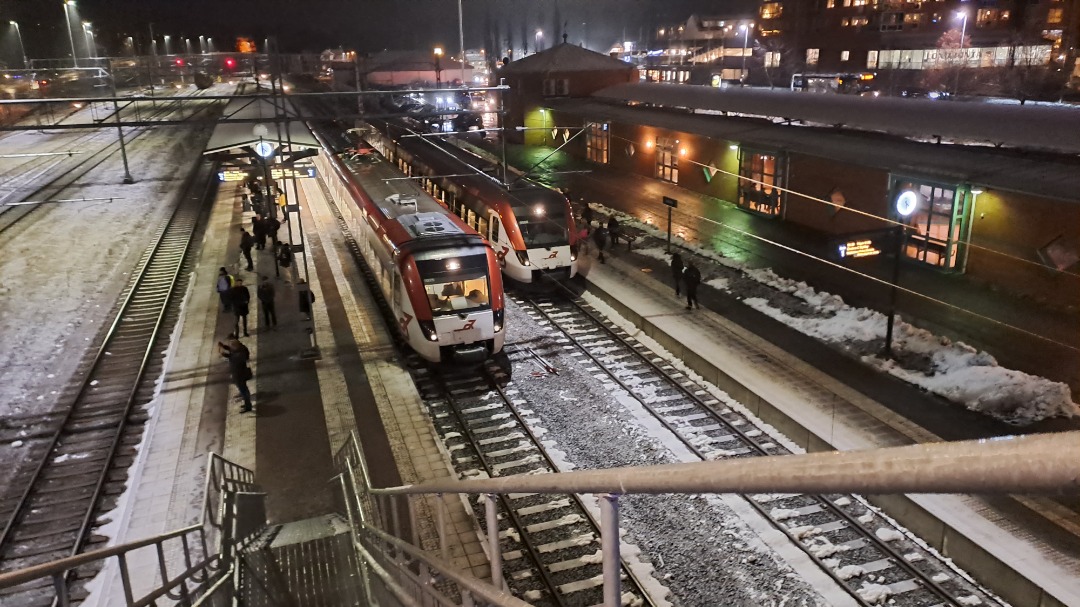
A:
[[270, 165, 316, 180], [217, 170, 249, 182], [838, 238, 881, 259], [831, 228, 897, 262], [662, 196, 678, 208], [662, 196, 678, 253]]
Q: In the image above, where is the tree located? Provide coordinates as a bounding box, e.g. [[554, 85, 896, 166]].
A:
[[919, 27, 972, 95], [758, 37, 802, 89]]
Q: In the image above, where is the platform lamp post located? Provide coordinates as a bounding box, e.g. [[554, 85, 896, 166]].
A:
[[953, 10, 969, 97], [535, 29, 543, 53], [63, 0, 78, 68], [199, 35, 206, 54], [433, 46, 443, 88], [9, 21, 27, 69], [739, 22, 753, 86], [82, 22, 94, 59], [163, 34, 171, 56]]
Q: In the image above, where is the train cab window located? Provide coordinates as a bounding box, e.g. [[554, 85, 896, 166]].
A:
[[490, 217, 501, 242], [426, 278, 491, 315], [466, 209, 477, 229], [478, 217, 488, 237]]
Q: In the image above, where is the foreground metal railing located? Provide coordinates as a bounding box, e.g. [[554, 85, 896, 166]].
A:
[[0, 453, 262, 607], [336, 430, 1080, 607]]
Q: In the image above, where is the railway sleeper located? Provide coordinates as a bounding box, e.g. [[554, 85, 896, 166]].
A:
[[2, 530, 79, 560], [8, 518, 82, 542]]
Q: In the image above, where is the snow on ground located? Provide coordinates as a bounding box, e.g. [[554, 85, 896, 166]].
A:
[[601, 205, 1079, 425], [0, 111, 215, 492]]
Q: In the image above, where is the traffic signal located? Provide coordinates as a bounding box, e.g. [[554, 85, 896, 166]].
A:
[[175, 58, 185, 66], [224, 57, 236, 68]]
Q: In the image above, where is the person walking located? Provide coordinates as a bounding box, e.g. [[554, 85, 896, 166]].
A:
[[581, 203, 594, 234], [297, 278, 316, 320], [266, 216, 281, 248], [670, 252, 684, 297], [216, 267, 234, 312], [592, 226, 607, 264], [252, 215, 267, 250], [683, 262, 702, 310], [218, 334, 253, 413], [607, 216, 621, 248], [257, 276, 277, 329], [239, 228, 255, 271], [276, 241, 293, 271], [230, 277, 252, 336]]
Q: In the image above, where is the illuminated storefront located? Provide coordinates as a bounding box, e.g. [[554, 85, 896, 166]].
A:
[[890, 177, 973, 270], [738, 150, 785, 216]]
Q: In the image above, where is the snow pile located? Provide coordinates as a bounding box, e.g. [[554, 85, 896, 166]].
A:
[[630, 235, 1079, 425], [856, 582, 892, 604]]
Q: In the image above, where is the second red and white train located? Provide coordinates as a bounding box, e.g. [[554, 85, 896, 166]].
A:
[[310, 126, 505, 364]]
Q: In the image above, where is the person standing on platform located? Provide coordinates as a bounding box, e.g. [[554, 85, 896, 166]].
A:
[[592, 226, 607, 264], [219, 334, 253, 413], [239, 228, 255, 271], [683, 262, 701, 310], [266, 216, 281, 248], [670, 252, 684, 297], [607, 216, 621, 248], [297, 278, 316, 320], [230, 278, 252, 336], [276, 241, 293, 272], [257, 276, 277, 329], [216, 267, 234, 312], [252, 215, 266, 250], [581, 203, 594, 234]]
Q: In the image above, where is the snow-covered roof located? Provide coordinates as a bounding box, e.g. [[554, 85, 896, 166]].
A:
[[592, 82, 1080, 155], [499, 43, 635, 75], [204, 96, 319, 155], [362, 50, 469, 73], [551, 97, 1080, 203]]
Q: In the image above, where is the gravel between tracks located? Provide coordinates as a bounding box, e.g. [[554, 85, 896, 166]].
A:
[[503, 298, 832, 607]]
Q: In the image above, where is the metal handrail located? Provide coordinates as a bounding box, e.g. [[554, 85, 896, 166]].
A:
[[366, 431, 1080, 497], [0, 452, 260, 607]]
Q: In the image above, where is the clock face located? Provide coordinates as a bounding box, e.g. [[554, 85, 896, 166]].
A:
[[254, 141, 275, 158], [895, 190, 919, 217]]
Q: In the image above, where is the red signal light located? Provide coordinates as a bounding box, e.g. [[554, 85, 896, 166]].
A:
[[175, 58, 185, 66], [225, 57, 236, 68]]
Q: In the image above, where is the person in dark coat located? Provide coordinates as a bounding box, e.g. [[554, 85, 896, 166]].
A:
[[592, 226, 607, 264], [276, 241, 293, 270], [607, 216, 621, 247], [670, 253, 684, 297], [218, 334, 252, 413], [297, 278, 316, 320], [216, 267, 234, 312], [230, 278, 251, 336], [257, 275, 277, 329], [239, 229, 255, 271], [581, 203, 594, 233], [266, 216, 281, 247], [683, 263, 702, 310], [252, 215, 267, 250]]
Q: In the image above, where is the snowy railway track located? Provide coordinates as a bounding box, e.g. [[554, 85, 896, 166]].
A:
[[0, 162, 215, 607], [408, 361, 655, 607], [516, 292, 1007, 607], [0, 89, 218, 239]]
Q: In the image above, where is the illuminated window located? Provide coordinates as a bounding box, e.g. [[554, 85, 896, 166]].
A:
[[738, 151, 784, 216], [843, 0, 852, 6], [655, 137, 679, 183], [891, 178, 969, 269], [586, 122, 609, 165], [853, 16, 869, 25], [1048, 7, 1064, 24], [904, 13, 924, 26], [765, 51, 781, 67], [806, 48, 820, 66], [842, 17, 850, 26], [827, 0, 836, 7], [867, 50, 879, 68], [760, 2, 783, 19], [840, 50, 850, 61]]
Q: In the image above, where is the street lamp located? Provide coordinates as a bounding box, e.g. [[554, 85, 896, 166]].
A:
[[199, 35, 206, 54], [535, 29, 543, 53], [184, 38, 192, 55], [9, 21, 27, 69], [82, 22, 94, 59], [63, 0, 78, 68], [164, 34, 171, 55], [433, 46, 443, 88], [739, 22, 753, 86], [953, 10, 969, 97]]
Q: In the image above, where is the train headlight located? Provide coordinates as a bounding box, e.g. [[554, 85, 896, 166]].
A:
[[533, 205, 546, 217], [569, 242, 578, 262], [515, 250, 531, 267], [493, 309, 504, 333], [419, 320, 439, 342]]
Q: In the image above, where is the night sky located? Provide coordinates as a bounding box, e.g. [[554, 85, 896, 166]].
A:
[[2, 0, 756, 64]]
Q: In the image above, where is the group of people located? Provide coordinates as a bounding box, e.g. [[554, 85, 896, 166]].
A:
[[669, 253, 702, 310], [578, 208, 622, 265], [216, 269, 279, 337]]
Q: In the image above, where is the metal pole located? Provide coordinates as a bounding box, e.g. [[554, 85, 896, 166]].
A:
[[148, 24, 157, 107], [600, 494, 621, 607], [953, 13, 968, 97], [63, 3, 78, 69], [458, 0, 467, 85], [884, 226, 904, 356], [436, 494, 448, 562], [666, 205, 673, 253], [11, 22, 27, 69], [740, 25, 750, 86], [108, 59, 135, 184], [485, 494, 502, 590]]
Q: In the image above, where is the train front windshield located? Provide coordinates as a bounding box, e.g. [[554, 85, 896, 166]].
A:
[[416, 254, 491, 316], [514, 191, 569, 248]]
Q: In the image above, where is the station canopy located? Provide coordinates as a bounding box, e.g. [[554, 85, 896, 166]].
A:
[[203, 95, 319, 156]]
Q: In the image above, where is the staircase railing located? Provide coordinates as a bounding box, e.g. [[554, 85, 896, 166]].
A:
[[0, 452, 263, 607], [335, 429, 1080, 607]]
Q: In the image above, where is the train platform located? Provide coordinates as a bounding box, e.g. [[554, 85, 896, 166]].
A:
[[84, 178, 489, 605]]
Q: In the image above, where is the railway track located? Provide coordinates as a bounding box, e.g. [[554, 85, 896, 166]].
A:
[[0, 161, 216, 605], [513, 291, 1009, 607], [0, 89, 219, 238]]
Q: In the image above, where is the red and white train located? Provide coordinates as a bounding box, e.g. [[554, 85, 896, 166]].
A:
[[310, 127, 505, 364], [367, 120, 579, 285]]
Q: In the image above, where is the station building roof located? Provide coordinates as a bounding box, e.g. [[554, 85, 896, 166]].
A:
[[550, 95, 1080, 203], [204, 96, 318, 155], [499, 43, 635, 75], [591, 82, 1080, 156]]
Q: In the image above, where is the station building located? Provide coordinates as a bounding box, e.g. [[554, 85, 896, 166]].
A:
[[503, 44, 1080, 308]]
